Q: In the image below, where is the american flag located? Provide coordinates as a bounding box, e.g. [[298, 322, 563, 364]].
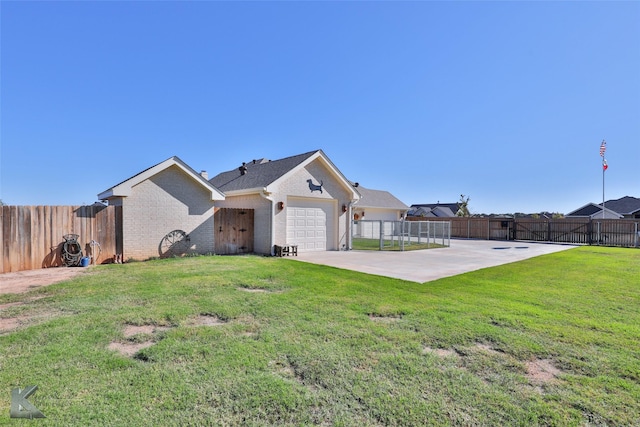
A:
[[599, 140, 607, 157]]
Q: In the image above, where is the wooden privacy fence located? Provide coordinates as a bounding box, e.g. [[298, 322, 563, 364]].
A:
[[407, 217, 640, 247], [1, 205, 122, 274]]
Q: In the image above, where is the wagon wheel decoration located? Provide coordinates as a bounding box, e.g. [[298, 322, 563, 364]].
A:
[[159, 230, 190, 257]]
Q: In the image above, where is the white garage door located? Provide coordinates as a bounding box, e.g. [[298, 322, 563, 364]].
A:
[[286, 198, 336, 251]]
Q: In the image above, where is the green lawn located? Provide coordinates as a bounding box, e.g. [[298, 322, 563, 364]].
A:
[[1, 246, 638, 426], [352, 237, 447, 251]]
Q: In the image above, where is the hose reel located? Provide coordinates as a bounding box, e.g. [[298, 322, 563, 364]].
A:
[[62, 234, 83, 267]]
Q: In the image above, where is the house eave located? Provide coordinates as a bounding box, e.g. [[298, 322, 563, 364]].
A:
[[223, 187, 269, 197]]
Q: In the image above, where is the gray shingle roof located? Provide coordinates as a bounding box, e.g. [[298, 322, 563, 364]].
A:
[[409, 203, 460, 217], [209, 150, 319, 192], [353, 186, 409, 210], [567, 196, 640, 217], [568, 204, 602, 217], [602, 196, 640, 215]]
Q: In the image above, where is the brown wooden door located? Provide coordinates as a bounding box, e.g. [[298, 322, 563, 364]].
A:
[[214, 208, 254, 255]]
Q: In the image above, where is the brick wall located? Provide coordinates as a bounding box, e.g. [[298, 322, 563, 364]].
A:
[[122, 166, 216, 260]]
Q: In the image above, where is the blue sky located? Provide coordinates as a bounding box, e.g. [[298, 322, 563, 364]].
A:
[[1, 1, 638, 215]]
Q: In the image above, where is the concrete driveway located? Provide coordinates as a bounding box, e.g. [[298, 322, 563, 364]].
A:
[[294, 240, 577, 283]]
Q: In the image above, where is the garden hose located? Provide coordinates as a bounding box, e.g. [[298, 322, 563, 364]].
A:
[[62, 234, 83, 267]]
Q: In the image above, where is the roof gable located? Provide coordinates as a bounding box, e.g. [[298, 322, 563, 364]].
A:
[[566, 202, 623, 218], [210, 150, 360, 200], [567, 203, 602, 217], [98, 156, 225, 201]]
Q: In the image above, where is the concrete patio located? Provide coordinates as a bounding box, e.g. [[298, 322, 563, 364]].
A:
[[294, 239, 577, 283]]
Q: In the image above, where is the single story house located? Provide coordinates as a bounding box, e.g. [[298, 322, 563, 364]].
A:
[[98, 149, 408, 260], [566, 196, 640, 219]]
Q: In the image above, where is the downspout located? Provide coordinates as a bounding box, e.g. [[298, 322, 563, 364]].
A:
[[261, 188, 275, 256], [347, 199, 357, 250]]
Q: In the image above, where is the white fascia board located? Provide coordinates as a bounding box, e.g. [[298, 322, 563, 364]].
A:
[[221, 187, 267, 197], [97, 189, 116, 200]]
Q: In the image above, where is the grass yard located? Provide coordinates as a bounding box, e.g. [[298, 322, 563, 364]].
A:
[[352, 237, 447, 251], [0, 246, 638, 426]]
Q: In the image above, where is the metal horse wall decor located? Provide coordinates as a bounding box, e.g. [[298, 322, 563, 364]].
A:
[[307, 179, 323, 194]]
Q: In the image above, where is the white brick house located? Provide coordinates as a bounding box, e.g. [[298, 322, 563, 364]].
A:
[[98, 150, 408, 259], [210, 150, 361, 254]]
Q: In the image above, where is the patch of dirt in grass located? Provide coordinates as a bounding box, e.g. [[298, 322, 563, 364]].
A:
[[108, 341, 154, 357], [474, 343, 504, 355], [123, 324, 170, 337], [237, 286, 270, 293], [0, 301, 24, 311], [109, 323, 170, 358], [0, 267, 90, 295], [0, 308, 66, 334], [368, 313, 403, 323], [526, 358, 561, 387], [269, 357, 300, 383], [423, 346, 458, 357], [0, 296, 48, 312], [189, 314, 228, 326], [0, 316, 26, 333]]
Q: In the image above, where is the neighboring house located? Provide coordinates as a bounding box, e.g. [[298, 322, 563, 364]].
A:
[[98, 156, 225, 260], [351, 183, 409, 221], [567, 196, 640, 219], [210, 150, 360, 254], [408, 203, 460, 218]]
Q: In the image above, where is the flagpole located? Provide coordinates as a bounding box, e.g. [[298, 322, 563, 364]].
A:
[[600, 139, 607, 219]]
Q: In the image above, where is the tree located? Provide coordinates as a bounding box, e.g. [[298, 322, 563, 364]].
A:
[[456, 194, 471, 217]]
